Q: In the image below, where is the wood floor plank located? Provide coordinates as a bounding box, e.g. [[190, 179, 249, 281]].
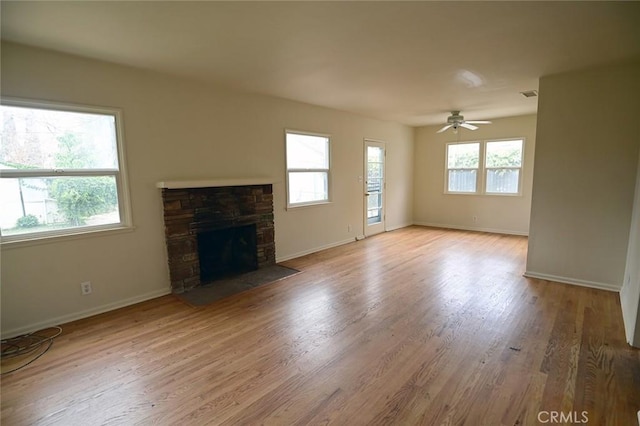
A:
[[2, 226, 638, 425]]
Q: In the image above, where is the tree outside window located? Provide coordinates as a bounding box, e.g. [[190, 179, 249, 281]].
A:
[[0, 99, 130, 242], [285, 130, 330, 207], [445, 139, 523, 195]]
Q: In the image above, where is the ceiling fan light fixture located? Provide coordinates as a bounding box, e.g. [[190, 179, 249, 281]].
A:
[[436, 111, 491, 134]]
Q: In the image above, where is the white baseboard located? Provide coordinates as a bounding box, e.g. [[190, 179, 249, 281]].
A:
[[386, 222, 413, 232], [277, 223, 413, 262], [413, 221, 528, 236], [1, 287, 172, 339], [276, 237, 356, 262], [523, 271, 620, 292]]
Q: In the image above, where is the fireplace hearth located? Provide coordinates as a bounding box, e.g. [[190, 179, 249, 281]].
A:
[[160, 184, 275, 293]]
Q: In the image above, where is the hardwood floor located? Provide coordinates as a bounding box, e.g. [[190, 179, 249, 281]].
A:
[[2, 226, 639, 425]]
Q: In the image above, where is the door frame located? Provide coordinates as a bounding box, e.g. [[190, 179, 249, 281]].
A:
[[364, 139, 386, 237]]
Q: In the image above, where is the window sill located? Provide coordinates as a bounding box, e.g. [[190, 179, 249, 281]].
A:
[[1, 225, 136, 250], [485, 192, 523, 197], [286, 200, 333, 210], [444, 191, 478, 195]]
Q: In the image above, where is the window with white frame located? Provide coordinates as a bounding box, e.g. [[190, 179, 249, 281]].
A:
[[445, 138, 523, 195], [285, 130, 330, 207], [446, 142, 480, 193], [485, 139, 523, 194], [0, 98, 132, 242]]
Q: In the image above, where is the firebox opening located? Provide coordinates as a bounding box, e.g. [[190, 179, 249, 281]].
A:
[[197, 224, 258, 283]]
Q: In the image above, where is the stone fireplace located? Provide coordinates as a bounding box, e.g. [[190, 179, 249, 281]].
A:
[[159, 181, 275, 293]]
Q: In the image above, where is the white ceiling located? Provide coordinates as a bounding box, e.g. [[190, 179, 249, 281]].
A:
[[2, 1, 640, 127]]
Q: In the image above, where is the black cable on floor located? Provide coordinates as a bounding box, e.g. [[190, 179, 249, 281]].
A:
[[1, 326, 62, 375]]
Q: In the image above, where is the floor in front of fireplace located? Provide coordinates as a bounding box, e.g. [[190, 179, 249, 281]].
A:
[[177, 264, 300, 306]]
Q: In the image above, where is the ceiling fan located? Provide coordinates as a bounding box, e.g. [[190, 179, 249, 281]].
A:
[[436, 111, 491, 133]]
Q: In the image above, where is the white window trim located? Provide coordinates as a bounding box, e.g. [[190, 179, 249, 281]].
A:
[[444, 141, 481, 195], [484, 138, 525, 196], [285, 129, 332, 209], [444, 137, 525, 196], [0, 97, 133, 245]]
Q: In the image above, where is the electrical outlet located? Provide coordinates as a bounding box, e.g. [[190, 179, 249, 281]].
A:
[[81, 281, 92, 295], [473, 216, 478, 223], [348, 224, 352, 233]]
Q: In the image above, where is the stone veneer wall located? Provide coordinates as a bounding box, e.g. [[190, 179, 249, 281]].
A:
[[161, 184, 275, 293]]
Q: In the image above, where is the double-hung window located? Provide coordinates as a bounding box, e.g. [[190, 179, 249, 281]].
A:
[[484, 140, 523, 194], [445, 138, 523, 195], [285, 130, 330, 207], [446, 142, 480, 193], [0, 98, 132, 243]]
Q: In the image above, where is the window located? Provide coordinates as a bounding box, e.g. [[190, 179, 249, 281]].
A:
[[446, 142, 480, 193], [0, 98, 131, 242], [285, 130, 330, 207], [445, 138, 524, 195], [485, 139, 523, 194]]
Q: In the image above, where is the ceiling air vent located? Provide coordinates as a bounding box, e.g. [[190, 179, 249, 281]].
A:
[[520, 90, 538, 98]]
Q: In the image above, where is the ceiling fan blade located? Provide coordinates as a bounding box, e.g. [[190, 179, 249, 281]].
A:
[[436, 124, 453, 133], [465, 120, 492, 124], [460, 123, 479, 130]]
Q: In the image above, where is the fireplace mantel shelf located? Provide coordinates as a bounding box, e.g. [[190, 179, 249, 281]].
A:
[[156, 178, 277, 189]]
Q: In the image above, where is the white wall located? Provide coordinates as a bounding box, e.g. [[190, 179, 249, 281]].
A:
[[0, 42, 414, 337], [413, 114, 537, 235], [526, 62, 640, 291], [621, 149, 640, 347]]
